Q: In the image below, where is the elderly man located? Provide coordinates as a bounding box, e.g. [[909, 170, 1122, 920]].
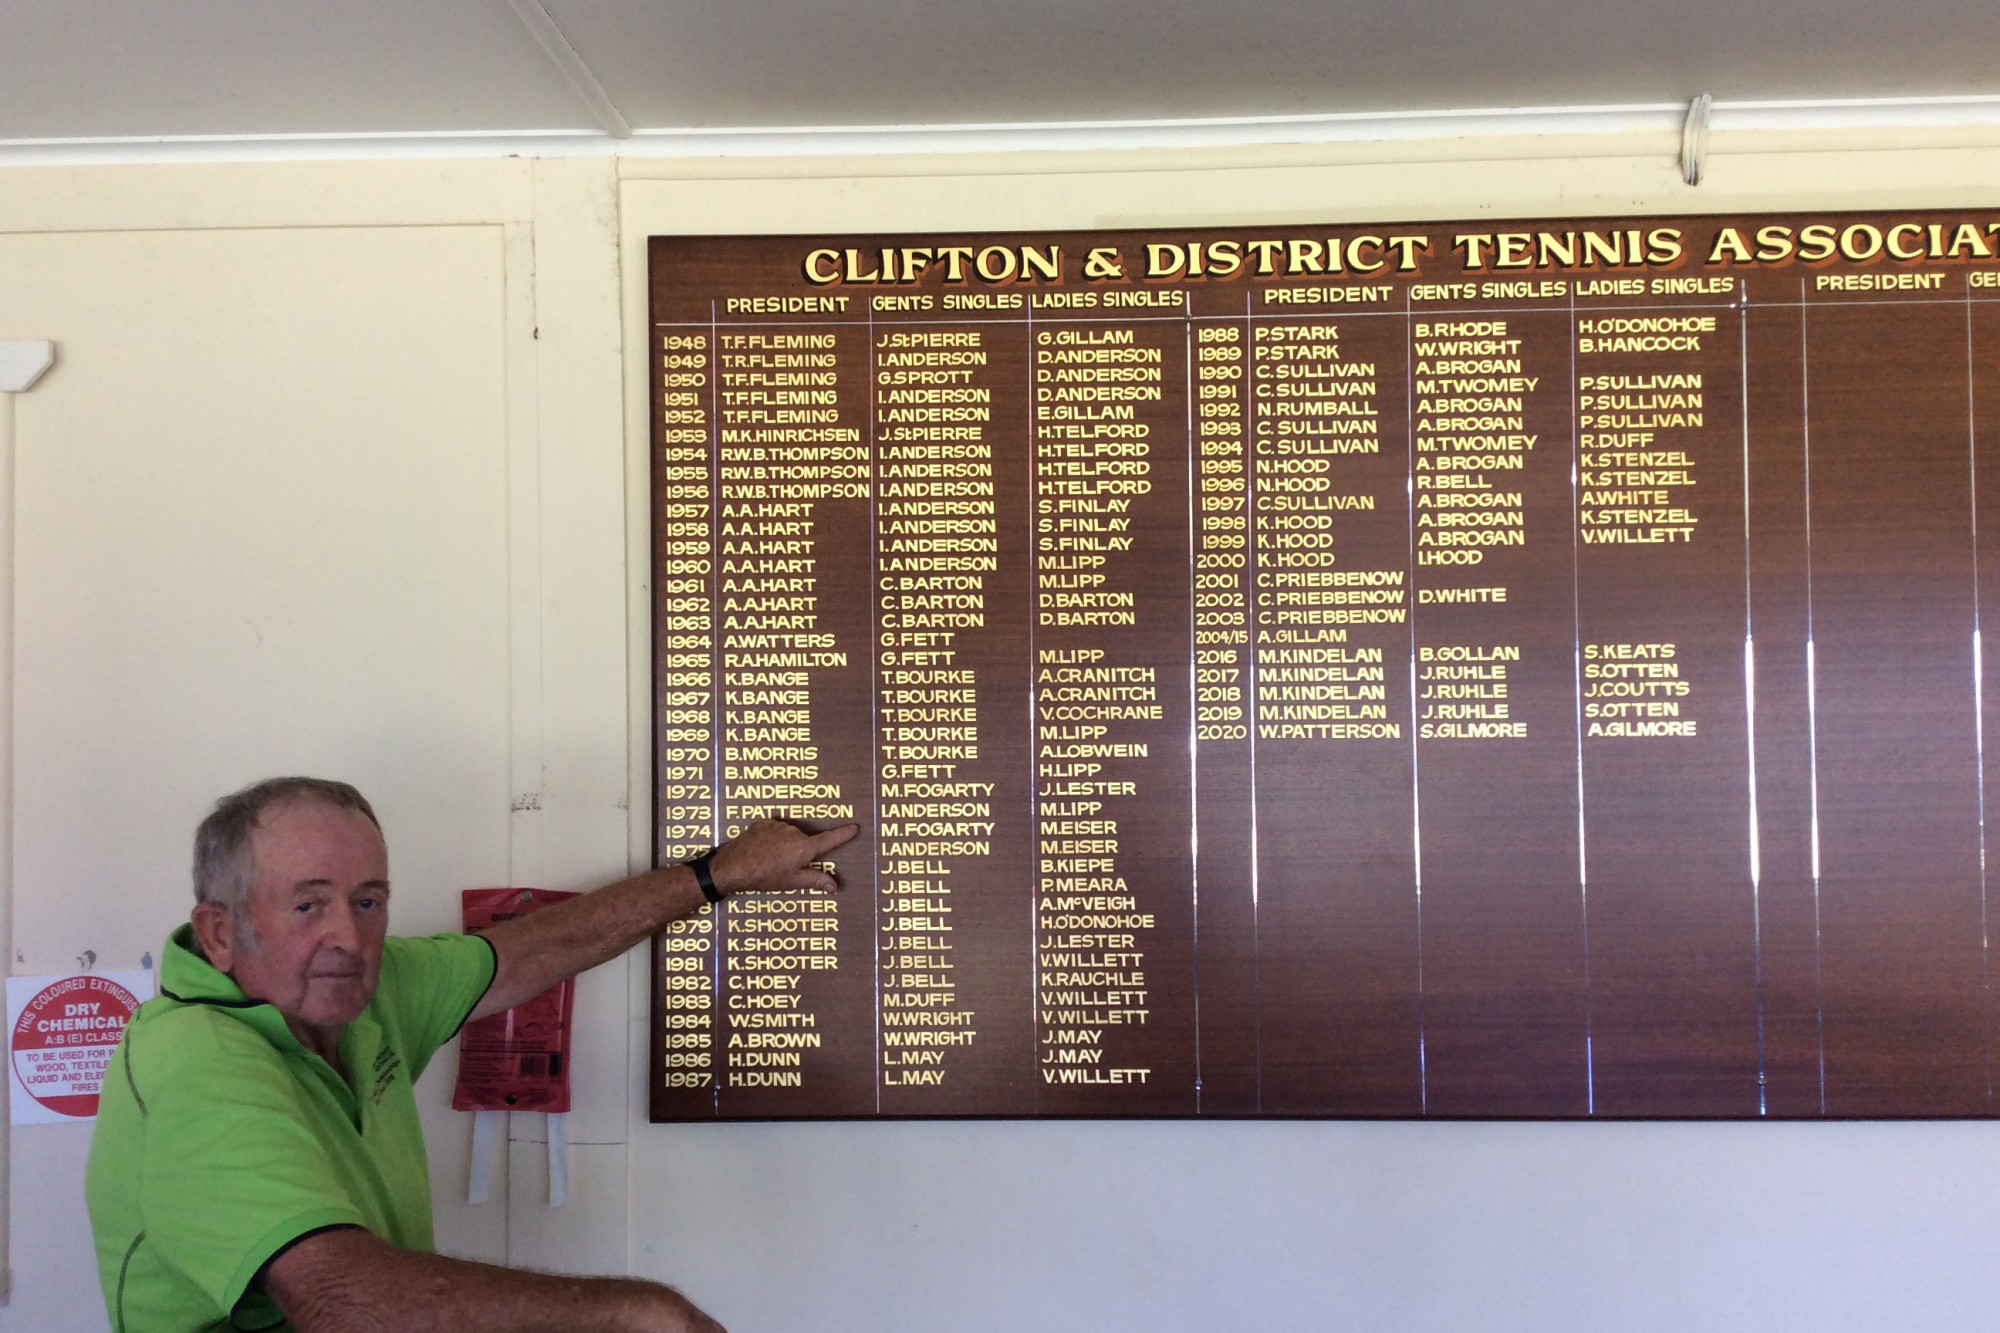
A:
[[86, 776, 855, 1333]]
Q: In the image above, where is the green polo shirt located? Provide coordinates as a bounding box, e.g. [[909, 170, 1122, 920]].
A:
[[85, 924, 496, 1333]]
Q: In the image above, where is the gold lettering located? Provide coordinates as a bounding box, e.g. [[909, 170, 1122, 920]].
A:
[[1082, 247, 1125, 279], [936, 246, 975, 281], [1707, 228, 1754, 265], [1580, 231, 1626, 267], [1839, 224, 1884, 262], [844, 248, 881, 283], [1494, 234, 1533, 268], [1245, 240, 1285, 275], [1537, 232, 1576, 267], [1021, 245, 1062, 282], [1346, 235, 1386, 274], [1950, 223, 1995, 259], [1385, 235, 1430, 272], [1885, 223, 1925, 261], [1205, 240, 1244, 278], [974, 246, 1016, 282], [1754, 226, 1795, 262]]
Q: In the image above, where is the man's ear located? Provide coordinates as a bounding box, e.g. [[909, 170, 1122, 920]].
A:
[[191, 901, 239, 973]]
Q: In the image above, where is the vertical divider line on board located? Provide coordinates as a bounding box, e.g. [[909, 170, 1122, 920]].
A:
[[1567, 288, 1594, 1114], [1963, 280, 1992, 1110], [1799, 279, 1827, 1114], [1182, 297, 1203, 1110], [868, 302, 882, 1114], [1740, 295, 1767, 1116], [1403, 287, 1427, 1114], [1243, 290, 1264, 1112], [707, 296, 723, 1117], [1024, 295, 1038, 1104]]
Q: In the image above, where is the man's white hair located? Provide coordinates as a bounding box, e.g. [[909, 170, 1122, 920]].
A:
[[192, 776, 381, 951]]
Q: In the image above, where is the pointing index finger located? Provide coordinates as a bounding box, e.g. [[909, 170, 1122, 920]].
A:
[[802, 824, 860, 891], [805, 823, 861, 858]]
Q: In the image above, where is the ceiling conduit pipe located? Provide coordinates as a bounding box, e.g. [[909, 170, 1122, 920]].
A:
[[1682, 92, 1714, 185], [508, 0, 632, 138]]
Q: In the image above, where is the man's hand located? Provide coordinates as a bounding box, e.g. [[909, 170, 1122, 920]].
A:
[[470, 819, 859, 1021], [265, 1226, 723, 1333], [706, 817, 854, 898]]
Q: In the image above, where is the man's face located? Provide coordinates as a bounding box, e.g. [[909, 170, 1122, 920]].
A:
[[219, 800, 391, 1032]]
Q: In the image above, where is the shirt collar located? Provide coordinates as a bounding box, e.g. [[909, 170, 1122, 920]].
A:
[[158, 923, 385, 1115], [158, 923, 333, 1062], [160, 922, 260, 1006]]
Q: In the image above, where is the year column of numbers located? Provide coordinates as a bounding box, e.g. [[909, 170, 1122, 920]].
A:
[[658, 330, 719, 1092], [1194, 323, 1251, 732]]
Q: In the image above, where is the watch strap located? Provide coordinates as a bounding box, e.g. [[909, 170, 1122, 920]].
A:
[[686, 849, 721, 904]]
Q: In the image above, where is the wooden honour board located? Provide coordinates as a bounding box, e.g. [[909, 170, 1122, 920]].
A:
[[649, 210, 2000, 1120]]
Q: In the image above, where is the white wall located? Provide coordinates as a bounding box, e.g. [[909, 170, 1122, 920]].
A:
[[1, 124, 1998, 1331], [0, 157, 628, 1326], [637, 1119, 2000, 1332]]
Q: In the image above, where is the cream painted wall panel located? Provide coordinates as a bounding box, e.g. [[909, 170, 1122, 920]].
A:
[[0, 159, 534, 234], [3, 1124, 95, 1330], [0, 154, 630, 1319], [617, 128, 2000, 234], [516, 157, 635, 1149], [506, 1139, 630, 1276], [0, 222, 521, 1311], [482, 158, 638, 1273], [421, 1043, 510, 1266], [504, 962, 628, 1149], [2, 225, 512, 966], [633, 1121, 2000, 1333]]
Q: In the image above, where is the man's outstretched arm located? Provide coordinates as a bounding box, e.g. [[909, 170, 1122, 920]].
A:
[[468, 817, 858, 1022], [265, 1226, 721, 1333]]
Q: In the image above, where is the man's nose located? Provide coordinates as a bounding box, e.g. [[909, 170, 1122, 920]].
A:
[[321, 899, 363, 952]]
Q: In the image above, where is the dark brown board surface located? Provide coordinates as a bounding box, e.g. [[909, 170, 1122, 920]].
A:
[[648, 211, 2000, 1120]]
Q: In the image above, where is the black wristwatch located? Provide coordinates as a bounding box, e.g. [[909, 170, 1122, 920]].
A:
[[685, 849, 721, 904]]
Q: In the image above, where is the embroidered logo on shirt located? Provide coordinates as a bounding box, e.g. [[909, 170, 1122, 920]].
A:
[[370, 1046, 404, 1105]]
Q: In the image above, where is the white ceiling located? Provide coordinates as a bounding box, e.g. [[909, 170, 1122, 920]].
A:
[[1, 0, 1997, 144]]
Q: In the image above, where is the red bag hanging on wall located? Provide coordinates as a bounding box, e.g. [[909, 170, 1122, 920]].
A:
[[452, 888, 579, 1113]]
